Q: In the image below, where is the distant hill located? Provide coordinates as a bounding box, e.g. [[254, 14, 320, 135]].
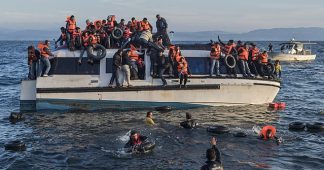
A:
[[0, 27, 324, 41]]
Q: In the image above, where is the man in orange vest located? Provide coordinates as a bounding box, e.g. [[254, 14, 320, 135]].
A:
[[237, 43, 252, 77], [38, 40, 54, 77], [249, 43, 260, 76], [218, 36, 237, 77], [210, 42, 221, 77], [138, 18, 153, 32], [178, 56, 191, 88], [65, 15, 77, 49]]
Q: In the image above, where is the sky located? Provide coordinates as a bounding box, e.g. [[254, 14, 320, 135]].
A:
[[1, 0, 324, 33]]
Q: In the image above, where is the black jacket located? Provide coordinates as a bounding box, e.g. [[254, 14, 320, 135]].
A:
[[112, 52, 122, 68], [121, 51, 130, 66], [156, 17, 168, 32]]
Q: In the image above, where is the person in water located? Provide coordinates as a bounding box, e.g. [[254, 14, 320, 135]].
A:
[[124, 130, 148, 149], [180, 112, 198, 129], [274, 60, 282, 78], [145, 111, 155, 126], [201, 137, 222, 170], [258, 125, 282, 145]]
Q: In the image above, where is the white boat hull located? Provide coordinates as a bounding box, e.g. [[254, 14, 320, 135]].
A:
[[268, 52, 316, 61]]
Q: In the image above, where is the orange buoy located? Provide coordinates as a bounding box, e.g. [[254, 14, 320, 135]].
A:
[[269, 103, 279, 109], [278, 102, 286, 109]]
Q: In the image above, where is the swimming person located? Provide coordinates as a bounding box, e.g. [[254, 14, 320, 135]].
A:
[[201, 137, 223, 170], [180, 112, 197, 129], [124, 130, 148, 151], [254, 125, 282, 145], [145, 111, 155, 126]]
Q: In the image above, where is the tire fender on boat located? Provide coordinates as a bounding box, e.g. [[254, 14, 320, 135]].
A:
[[87, 44, 107, 61], [288, 122, 305, 131], [4, 140, 26, 151], [233, 131, 247, 137], [306, 122, 324, 132], [207, 125, 230, 134]]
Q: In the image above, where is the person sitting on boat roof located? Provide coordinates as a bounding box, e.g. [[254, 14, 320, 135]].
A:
[[78, 31, 90, 64], [138, 18, 153, 32], [237, 43, 253, 77], [155, 14, 171, 46], [66, 15, 77, 49], [55, 27, 67, 48], [201, 137, 222, 170], [210, 42, 221, 77], [249, 43, 260, 76], [130, 17, 139, 33], [180, 113, 198, 129], [124, 130, 148, 148], [274, 60, 282, 79], [145, 111, 155, 126], [178, 56, 191, 88], [105, 15, 118, 48], [128, 44, 143, 79], [38, 40, 54, 77], [121, 49, 132, 87], [108, 49, 122, 88], [27, 46, 40, 80], [85, 19, 93, 31]]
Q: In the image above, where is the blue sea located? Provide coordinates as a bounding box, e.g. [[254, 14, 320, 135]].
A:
[[0, 41, 323, 169]]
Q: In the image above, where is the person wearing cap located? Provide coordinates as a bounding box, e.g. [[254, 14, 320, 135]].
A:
[[124, 130, 148, 149], [155, 14, 171, 46], [180, 112, 198, 129]]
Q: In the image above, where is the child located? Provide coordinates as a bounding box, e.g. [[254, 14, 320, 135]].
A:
[[274, 60, 282, 78]]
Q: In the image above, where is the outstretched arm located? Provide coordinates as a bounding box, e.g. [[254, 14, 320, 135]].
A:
[[218, 36, 225, 46]]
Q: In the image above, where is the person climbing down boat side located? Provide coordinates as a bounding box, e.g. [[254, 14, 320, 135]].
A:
[[38, 40, 54, 77], [27, 46, 40, 80], [201, 137, 223, 170], [138, 18, 153, 32], [274, 60, 282, 78], [55, 27, 67, 48]]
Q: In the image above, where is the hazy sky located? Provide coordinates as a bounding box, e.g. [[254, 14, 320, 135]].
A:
[[1, 0, 324, 33]]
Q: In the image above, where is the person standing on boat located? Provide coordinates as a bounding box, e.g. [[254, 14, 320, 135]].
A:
[[121, 50, 132, 87], [145, 111, 155, 126], [237, 44, 252, 77], [155, 14, 171, 46], [249, 43, 260, 76], [38, 40, 54, 77], [257, 51, 269, 77], [65, 15, 77, 49], [55, 27, 67, 48], [218, 36, 237, 77], [27, 46, 40, 80], [178, 56, 191, 88], [149, 37, 165, 77], [158, 51, 173, 87], [268, 43, 273, 52], [108, 49, 122, 88], [210, 42, 221, 77]]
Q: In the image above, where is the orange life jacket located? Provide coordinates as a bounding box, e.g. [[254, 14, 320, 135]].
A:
[[94, 20, 102, 30], [238, 47, 249, 60], [250, 47, 260, 61], [37, 42, 50, 58], [210, 44, 221, 60], [66, 16, 76, 33], [139, 21, 151, 31], [177, 58, 188, 74], [223, 44, 233, 55], [260, 125, 276, 140], [89, 34, 97, 45], [174, 53, 182, 62], [128, 45, 139, 61], [258, 53, 268, 64]]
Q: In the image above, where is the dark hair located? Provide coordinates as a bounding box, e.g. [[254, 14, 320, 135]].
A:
[[45, 40, 49, 44], [206, 148, 216, 161], [146, 111, 152, 117], [71, 15, 74, 18], [143, 18, 147, 21], [121, 19, 125, 22], [186, 112, 192, 119], [131, 17, 135, 20], [156, 14, 160, 18]]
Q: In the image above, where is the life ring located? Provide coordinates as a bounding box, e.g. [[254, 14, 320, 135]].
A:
[[224, 55, 236, 69], [260, 125, 276, 140], [4, 140, 26, 151], [260, 63, 275, 76], [233, 131, 247, 137], [288, 122, 305, 131], [87, 44, 107, 61], [112, 28, 123, 40], [155, 106, 172, 112], [207, 125, 230, 134], [306, 122, 324, 132]]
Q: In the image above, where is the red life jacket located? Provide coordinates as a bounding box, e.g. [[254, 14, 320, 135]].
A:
[[66, 16, 76, 33], [130, 20, 139, 31], [123, 27, 132, 39], [210, 44, 221, 59], [128, 48, 139, 61], [37, 42, 50, 58], [94, 20, 102, 31], [82, 34, 89, 46], [238, 47, 249, 60], [258, 53, 268, 64], [177, 57, 188, 74], [89, 34, 97, 45], [139, 21, 151, 31]]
